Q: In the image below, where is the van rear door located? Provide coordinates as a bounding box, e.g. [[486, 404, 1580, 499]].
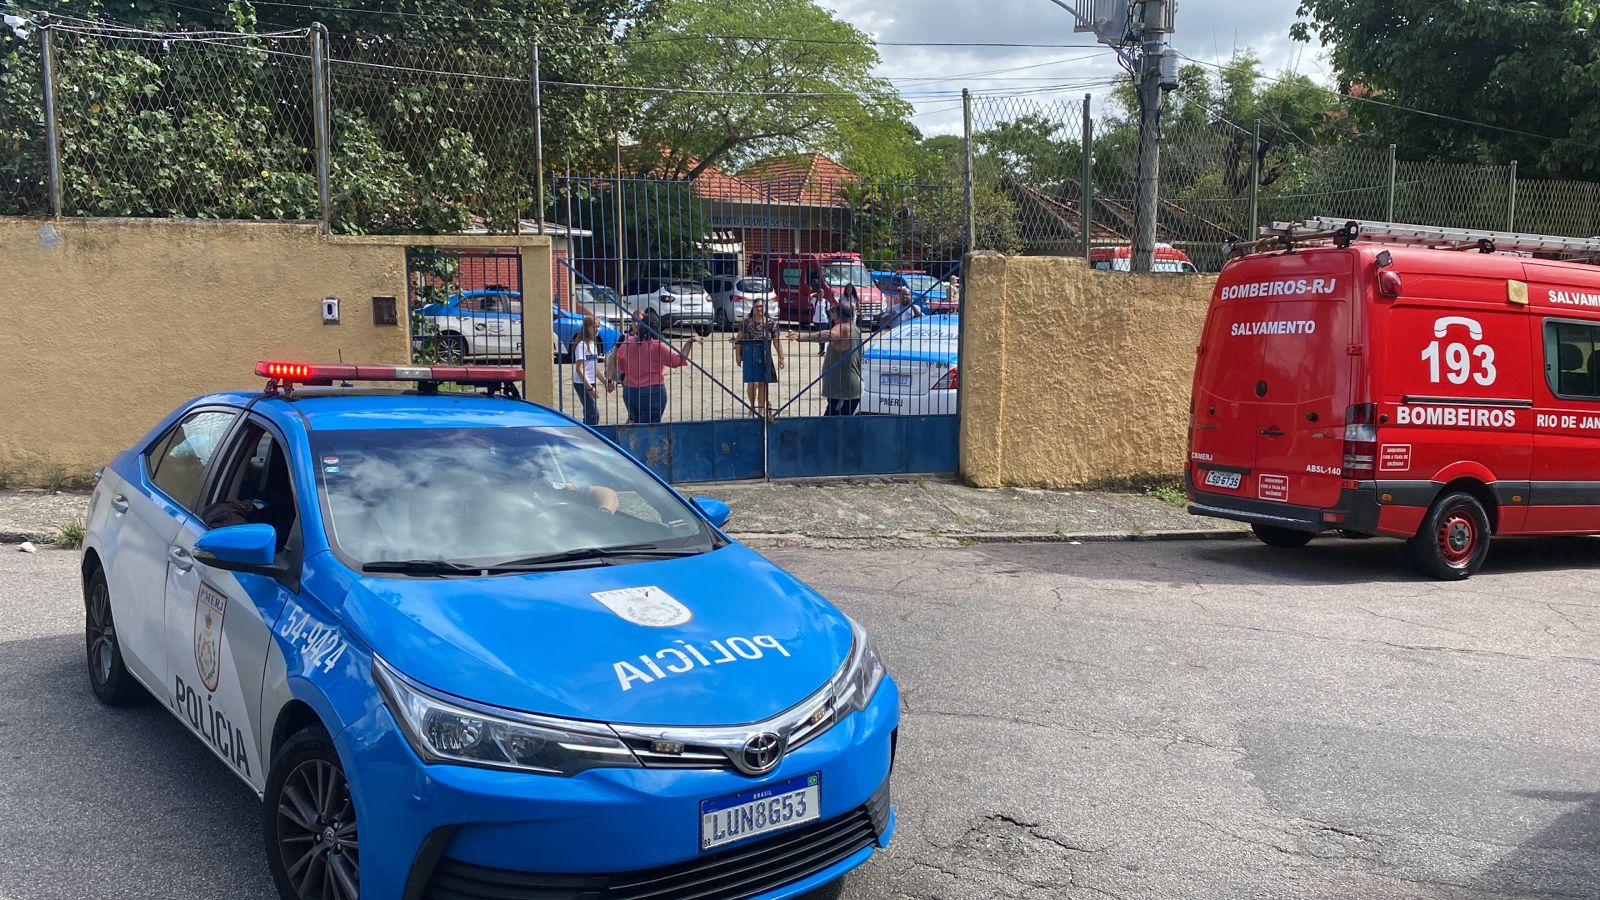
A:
[[1192, 250, 1357, 511]]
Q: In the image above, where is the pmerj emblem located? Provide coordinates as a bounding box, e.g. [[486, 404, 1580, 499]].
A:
[[193, 582, 228, 692], [590, 586, 692, 628]]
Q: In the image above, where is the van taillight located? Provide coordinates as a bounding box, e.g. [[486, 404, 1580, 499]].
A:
[[1342, 403, 1377, 479]]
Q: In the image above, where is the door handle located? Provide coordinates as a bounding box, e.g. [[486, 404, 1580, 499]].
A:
[[1259, 427, 1285, 437], [169, 546, 194, 572], [110, 494, 129, 514]]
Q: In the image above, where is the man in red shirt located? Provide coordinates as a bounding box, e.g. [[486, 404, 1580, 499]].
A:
[[608, 310, 701, 424]]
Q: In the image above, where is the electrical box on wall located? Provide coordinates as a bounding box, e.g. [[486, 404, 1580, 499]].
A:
[[322, 296, 340, 324]]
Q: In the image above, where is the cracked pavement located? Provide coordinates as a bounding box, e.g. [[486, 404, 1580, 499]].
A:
[[4, 536, 1600, 898]]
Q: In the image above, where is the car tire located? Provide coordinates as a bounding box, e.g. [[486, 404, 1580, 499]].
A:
[[1407, 491, 1491, 580], [265, 726, 361, 900], [1251, 523, 1316, 548], [434, 333, 467, 364], [84, 566, 143, 706]]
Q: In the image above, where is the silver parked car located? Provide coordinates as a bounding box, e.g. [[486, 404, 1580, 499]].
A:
[[704, 275, 779, 331], [621, 277, 715, 335]]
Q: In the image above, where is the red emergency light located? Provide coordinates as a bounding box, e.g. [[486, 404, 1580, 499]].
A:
[[255, 361, 525, 395]]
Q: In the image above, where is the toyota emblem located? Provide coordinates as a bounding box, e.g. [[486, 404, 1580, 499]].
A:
[[738, 732, 784, 775]]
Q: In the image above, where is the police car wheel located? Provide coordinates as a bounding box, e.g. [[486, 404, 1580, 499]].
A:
[[84, 567, 142, 706], [434, 334, 467, 364], [1409, 492, 1490, 580], [1251, 523, 1315, 549], [265, 728, 360, 900]]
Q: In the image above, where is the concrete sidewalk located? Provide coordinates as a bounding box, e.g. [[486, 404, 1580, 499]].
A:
[[693, 477, 1245, 548], [0, 478, 1248, 549]]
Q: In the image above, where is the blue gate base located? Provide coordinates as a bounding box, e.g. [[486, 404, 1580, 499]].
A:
[[767, 414, 958, 479], [598, 415, 958, 483], [595, 419, 766, 483]]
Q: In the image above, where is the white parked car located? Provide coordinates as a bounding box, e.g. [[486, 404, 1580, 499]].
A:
[[621, 277, 715, 335], [859, 315, 960, 416], [417, 289, 523, 363], [703, 275, 779, 331]]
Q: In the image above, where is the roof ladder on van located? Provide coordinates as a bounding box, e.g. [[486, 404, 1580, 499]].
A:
[[1231, 217, 1600, 260]]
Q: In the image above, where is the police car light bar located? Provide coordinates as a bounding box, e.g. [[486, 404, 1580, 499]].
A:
[[255, 361, 525, 389]]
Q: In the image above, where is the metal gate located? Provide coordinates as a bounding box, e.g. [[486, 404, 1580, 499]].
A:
[[408, 249, 525, 365], [548, 167, 964, 483]]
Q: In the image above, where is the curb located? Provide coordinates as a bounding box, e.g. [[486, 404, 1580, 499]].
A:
[[0, 529, 58, 545], [728, 528, 1251, 547]]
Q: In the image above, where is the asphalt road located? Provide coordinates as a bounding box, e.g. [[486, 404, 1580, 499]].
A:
[[4, 537, 1600, 899]]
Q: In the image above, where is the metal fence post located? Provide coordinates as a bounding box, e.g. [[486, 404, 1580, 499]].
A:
[[40, 24, 62, 217], [532, 42, 545, 235], [961, 89, 975, 253], [1248, 119, 1261, 240], [1081, 93, 1093, 262], [1508, 160, 1518, 232], [309, 24, 331, 228], [1385, 144, 1396, 222]]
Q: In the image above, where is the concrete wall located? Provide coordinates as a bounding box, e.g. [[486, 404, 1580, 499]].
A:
[[959, 252, 1217, 489], [0, 219, 553, 485]]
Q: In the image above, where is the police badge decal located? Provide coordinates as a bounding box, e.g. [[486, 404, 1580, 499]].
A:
[[590, 587, 692, 627], [193, 582, 228, 692]]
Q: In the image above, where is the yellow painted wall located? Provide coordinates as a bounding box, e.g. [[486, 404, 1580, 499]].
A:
[[0, 219, 552, 484], [959, 252, 1217, 488]]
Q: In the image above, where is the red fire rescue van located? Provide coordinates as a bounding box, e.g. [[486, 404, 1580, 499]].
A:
[[1188, 218, 1600, 579]]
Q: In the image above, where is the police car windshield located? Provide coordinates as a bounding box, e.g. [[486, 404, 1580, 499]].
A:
[[311, 426, 715, 571]]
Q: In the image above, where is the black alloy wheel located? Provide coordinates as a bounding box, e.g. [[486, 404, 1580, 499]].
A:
[[266, 729, 360, 900], [84, 567, 141, 705], [434, 333, 467, 364]]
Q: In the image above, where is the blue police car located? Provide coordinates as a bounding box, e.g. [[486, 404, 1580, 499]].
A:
[[81, 361, 899, 900]]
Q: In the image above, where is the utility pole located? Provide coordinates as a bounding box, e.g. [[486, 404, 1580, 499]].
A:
[[1055, 0, 1177, 273]]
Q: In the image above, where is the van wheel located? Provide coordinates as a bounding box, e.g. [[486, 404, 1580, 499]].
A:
[[1251, 523, 1315, 548], [265, 726, 360, 900], [1408, 492, 1490, 580]]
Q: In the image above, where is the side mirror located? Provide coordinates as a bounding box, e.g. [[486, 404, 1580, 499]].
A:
[[692, 496, 731, 529], [194, 523, 284, 578]]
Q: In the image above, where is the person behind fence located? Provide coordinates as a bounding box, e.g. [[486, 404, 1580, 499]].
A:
[[611, 309, 699, 425], [878, 285, 922, 330], [790, 299, 863, 417], [735, 299, 784, 422], [569, 314, 604, 426]]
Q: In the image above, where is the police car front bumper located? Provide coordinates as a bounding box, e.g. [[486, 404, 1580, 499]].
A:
[[337, 675, 900, 900], [1186, 472, 1381, 535]]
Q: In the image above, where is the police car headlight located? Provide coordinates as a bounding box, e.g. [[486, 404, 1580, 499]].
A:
[[832, 619, 886, 715], [374, 657, 640, 776]]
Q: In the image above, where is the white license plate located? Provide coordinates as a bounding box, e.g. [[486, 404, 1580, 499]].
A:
[[1203, 469, 1242, 490], [880, 373, 912, 387], [700, 772, 820, 851]]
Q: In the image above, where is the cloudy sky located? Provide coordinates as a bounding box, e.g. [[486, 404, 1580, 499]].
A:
[[823, 0, 1332, 135]]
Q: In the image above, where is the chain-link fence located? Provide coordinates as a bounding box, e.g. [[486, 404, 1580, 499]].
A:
[[11, 20, 1600, 260]]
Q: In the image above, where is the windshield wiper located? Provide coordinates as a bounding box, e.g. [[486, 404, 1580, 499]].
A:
[[361, 559, 488, 576], [483, 542, 707, 571]]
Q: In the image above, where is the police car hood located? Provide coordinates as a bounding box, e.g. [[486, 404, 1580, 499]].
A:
[[345, 544, 853, 726]]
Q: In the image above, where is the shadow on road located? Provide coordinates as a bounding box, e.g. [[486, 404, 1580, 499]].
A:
[[1472, 790, 1600, 898]]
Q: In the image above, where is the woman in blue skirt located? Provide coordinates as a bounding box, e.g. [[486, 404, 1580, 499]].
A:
[[735, 299, 784, 421]]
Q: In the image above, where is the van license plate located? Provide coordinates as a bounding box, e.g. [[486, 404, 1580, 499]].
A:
[[700, 773, 820, 851], [1203, 470, 1242, 490]]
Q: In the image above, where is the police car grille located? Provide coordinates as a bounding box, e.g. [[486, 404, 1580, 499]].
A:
[[421, 782, 888, 900], [619, 737, 734, 770]]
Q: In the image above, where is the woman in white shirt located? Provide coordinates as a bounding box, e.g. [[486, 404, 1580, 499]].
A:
[[570, 315, 604, 426]]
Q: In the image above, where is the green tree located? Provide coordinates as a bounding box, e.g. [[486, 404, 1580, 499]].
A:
[[1293, 0, 1600, 177], [622, 0, 913, 180]]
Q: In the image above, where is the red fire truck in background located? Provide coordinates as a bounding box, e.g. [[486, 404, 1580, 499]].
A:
[[765, 253, 888, 325]]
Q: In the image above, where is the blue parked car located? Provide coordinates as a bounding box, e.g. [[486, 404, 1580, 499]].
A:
[[869, 271, 957, 314], [80, 361, 900, 900], [417, 289, 623, 363]]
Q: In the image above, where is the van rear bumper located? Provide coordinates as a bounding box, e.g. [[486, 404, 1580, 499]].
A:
[[1186, 475, 1381, 535]]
